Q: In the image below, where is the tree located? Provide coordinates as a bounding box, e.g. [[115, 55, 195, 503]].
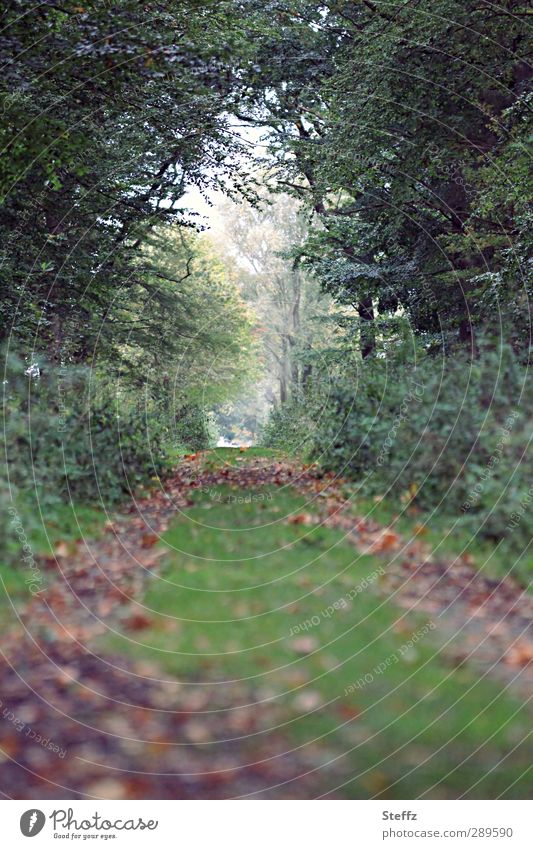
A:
[[214, 192, 333, 403], [119, 226, 256, 412], [0, 0, 252, 361], [233, 0, 532, 355]]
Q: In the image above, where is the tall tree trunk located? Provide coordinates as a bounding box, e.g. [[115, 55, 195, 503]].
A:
[[50, 311, 64, 364], [301, 358, 312, 388], [289, 271, 301, 389], [458, 316, 478, 357], [358, 295, 375, 358], [280, 333, 291, 402]]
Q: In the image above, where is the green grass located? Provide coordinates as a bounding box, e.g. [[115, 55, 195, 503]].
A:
[[1, 492, 106, 609], [199, 446, 283, 467], [102, 474, 533, 799]]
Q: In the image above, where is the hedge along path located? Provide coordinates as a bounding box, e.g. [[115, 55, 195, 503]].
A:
[[0, 450, 531, 799]]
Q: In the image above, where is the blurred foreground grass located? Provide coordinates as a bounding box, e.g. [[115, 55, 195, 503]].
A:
[[102, 451, 532, 799]]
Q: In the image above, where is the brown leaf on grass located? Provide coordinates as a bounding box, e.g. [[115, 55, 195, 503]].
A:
[[370, 529, 401, 553], [504, 642, 533, 668], [287, 513, 315, 526], [337, 704, 361, 721], [292, 690, 322, 712], [123, 612, 153, 631], [54, 541, 70, 558], [140, 532, 159, 548], [290, 636, 318, 655], [141, 548, 168, 568], [364, 770, 391, 795]]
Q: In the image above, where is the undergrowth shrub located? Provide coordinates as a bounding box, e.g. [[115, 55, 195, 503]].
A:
[[261, 396, 316, 453], [262, 344, 532, 556], [174, 404, 218, 451], [3, 353, 175, 507], [1, 353, 219, 575]]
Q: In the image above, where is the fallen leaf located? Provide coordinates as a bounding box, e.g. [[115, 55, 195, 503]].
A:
[[368, 529, 400, 553], [86, 779, 128, 800], [291, 636, 318, 655], [505, 643, 533, 667], [293, 690, 322, 712], [140, 532, 159, 548], [123, 612, 153, 631], [183, 721, 212, 744], [337, 704, 361, 720], [287, 513, 315, 525]]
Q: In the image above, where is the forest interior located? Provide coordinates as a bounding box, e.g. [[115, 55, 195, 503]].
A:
[[0, 0, 532, 810]]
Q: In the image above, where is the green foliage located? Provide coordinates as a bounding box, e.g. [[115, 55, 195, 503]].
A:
[[174, 405, 218, 452], [263, 344, 532, 555], [1, 493, 105, 607], [261, 396, 315, 454], [2, 353, 174, 508], [0, 0, 254, 357], [0, 2, 258, 526], [237, 1, 532, 355], [1, 1, 531, 578]]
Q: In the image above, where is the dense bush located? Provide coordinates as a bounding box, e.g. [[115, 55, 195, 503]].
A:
[[0, 355, 224, 575], [2, 354, 175, 506], [174, 404, 218, 452], [263, 345, 532, 553], [261, 396, 316, 454]]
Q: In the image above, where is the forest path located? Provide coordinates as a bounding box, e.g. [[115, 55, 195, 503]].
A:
[[0, 450, 531, 799]]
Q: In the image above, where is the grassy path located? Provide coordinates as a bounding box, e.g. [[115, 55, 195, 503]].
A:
[[0, 449, 531, 799]]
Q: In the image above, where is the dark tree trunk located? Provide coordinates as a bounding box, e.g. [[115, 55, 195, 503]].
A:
[[458, 316, 478, 357], [358, 295, 375, 358], [301, 361, 312, 388]]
